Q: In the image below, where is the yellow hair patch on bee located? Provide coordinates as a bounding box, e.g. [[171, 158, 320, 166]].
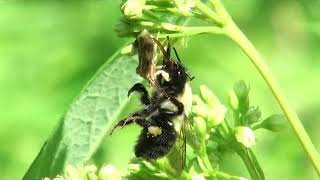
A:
[[148, 126, 162, 136]]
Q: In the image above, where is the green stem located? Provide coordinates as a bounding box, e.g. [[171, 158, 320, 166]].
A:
[[237, 149, 260, 180], [198, 141, 215, 177], [216, 171, 247, 180], [194, 0, 222, 26]]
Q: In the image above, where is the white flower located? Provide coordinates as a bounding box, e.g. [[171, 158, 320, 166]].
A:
[[191, 174, 206, 180], [235, 126, 256, 148], [238, 177, 249, 180], [99, 164, 122, 180]]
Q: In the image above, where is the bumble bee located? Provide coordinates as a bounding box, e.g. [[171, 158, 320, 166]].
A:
[[111, 36, 194, 166]]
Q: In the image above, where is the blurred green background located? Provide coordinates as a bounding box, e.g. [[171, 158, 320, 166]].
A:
[[1, 0, 320, 179]]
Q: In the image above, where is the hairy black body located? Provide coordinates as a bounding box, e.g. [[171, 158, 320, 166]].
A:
[[111, 38, 193, 160]]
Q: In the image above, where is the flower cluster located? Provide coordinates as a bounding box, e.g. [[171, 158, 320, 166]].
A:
[[43, 164, 121, 180]]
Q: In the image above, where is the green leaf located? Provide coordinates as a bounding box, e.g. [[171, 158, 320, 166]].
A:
[[23, 46, 141, 180]]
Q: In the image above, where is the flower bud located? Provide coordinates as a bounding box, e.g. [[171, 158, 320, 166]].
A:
[[238, 177, 249, 180], [84, 165, 98, 180], [194, 117, 207, 139], [192, 94, 205, 106], [53, 176, 64, 180], [121, 0, 146, 19], [207, 104, 227, 126], [235, 126, 255, 148], [99, 164, 122, 180], [174, 0, 195, 13], [260, 114, 287, 132], [246, 107, 261, 124], [128, 163, 141, 172], [228, 89, 239, 110], [192, 104, 208, 118], [191, 174, 206, 180], [200, 85, 219, 108], [66, 165, 81, 180], [161, 23, 181, 31], [233, 80, 249, 101]]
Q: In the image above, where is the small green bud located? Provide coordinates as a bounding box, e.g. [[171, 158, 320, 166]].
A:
[[194, 117, 207, 139], [139, 21, 155, 27], [260, 114, 287, 132], [233, 80, 249, 101], [99, 164, 122, 180], [246, 107, 261, 124], [228, 89, 239, 110], [161, 23, 181, 31], [121, 0, 146, 19], [235, 126, 255, 148]]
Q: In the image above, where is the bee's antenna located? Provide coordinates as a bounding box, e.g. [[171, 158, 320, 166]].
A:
[[187, 74, 195, 81], [173, 47, 181, 63], [152, 38, 170, 64]]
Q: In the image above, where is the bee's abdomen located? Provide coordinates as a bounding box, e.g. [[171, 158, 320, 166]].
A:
[[134, 125, 177, 160]]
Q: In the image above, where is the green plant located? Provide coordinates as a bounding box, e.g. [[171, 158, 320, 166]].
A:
[[23, 0, 320, 179]]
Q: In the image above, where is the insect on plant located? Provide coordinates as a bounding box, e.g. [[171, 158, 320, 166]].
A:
[[110, 34, 195, 167]]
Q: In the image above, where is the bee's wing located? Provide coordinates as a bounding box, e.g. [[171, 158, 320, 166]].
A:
[[166, 116, 187, 176], [166, 115, 199, 175]]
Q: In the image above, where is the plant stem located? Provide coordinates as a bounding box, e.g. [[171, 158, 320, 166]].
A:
[[237, 149, 260, 180], [194, 0, 222, 25], [198, 141, 215, 177]]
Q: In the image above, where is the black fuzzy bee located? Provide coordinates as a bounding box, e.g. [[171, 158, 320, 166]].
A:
[[111, 37, 194, 163]]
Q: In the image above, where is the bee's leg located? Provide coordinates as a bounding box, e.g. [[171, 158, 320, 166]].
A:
[[166, 36, 171, 58], [159, 97, 184, 116], [169, 97, 184, 115], [110, 116, 150, 135], [128, 83, 150, 105]]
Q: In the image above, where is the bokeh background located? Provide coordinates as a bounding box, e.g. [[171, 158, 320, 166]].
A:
[[1, 0, 320, 179]]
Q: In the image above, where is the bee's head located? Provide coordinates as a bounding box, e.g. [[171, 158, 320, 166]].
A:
[[153, 38, 194, 96], [162, 58, 189, 83]]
